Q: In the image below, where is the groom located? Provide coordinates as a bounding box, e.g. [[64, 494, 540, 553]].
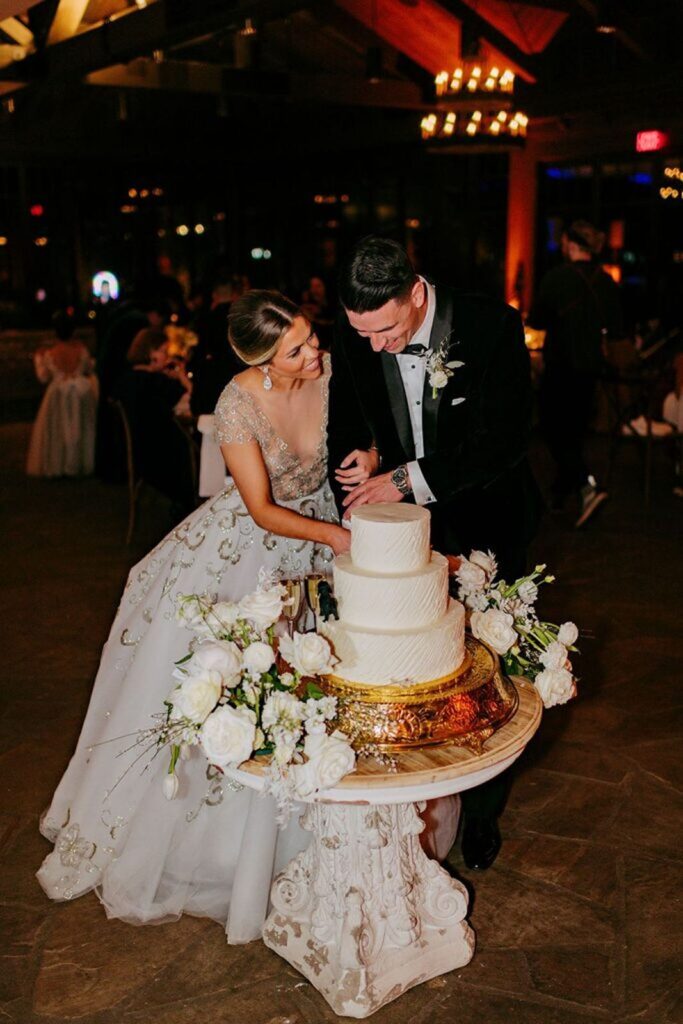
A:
[[328, 236, 541, 869]]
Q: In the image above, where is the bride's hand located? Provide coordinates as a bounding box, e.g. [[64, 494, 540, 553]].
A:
[[334, 448, 380, 490], [325, 524, 351, 556]]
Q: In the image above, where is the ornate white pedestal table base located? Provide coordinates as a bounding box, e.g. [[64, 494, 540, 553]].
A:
[[230, 676, 542, 1019], [263, 800, 474, 1018]]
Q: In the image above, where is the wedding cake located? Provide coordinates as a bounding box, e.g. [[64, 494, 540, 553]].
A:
[[321, 504, 466, 686], [320, 503, 517, 750]]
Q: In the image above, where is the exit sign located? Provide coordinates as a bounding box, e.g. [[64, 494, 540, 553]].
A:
[[636, 130, 670, 153]]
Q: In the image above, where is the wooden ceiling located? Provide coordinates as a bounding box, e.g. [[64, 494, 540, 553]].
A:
[[0, 0, 680, 155]]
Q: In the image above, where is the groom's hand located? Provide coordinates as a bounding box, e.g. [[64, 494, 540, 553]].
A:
[[342, 470, 405, 512]]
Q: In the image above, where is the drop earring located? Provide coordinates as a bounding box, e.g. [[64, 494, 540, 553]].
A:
[[260, 365, 273, 391]]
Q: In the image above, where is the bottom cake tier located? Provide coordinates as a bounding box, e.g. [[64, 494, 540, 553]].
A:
[[323, 635, 518, 752]]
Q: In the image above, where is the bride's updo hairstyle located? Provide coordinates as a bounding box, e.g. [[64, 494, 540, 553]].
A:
[[228, 290, 301, 366]]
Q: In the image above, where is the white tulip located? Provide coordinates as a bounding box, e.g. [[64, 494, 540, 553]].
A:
[[558, 621, 579, 646], [162, 773, 179, 800]]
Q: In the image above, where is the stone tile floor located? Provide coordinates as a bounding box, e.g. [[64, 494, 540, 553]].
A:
[[1, 421, 681, 1024]]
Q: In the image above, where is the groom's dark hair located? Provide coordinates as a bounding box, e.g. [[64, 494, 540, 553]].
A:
[[339, 236, 417, 313]]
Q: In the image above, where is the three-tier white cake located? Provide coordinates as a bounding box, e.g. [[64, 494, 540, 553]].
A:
[[321, 504, 466, 686]]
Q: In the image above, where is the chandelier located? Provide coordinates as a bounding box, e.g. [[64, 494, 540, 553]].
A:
[[435, 62, 515, 98], [420, 108, 528, 142], [421, 57, 529, 144]]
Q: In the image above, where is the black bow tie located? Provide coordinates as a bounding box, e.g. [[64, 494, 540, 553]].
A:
[[403, 343, 428, 356]]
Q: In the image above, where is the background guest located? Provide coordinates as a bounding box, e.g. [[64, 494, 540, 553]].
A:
[[300, 275, 334, 348], [113, 328, 196, 520], [26, 311, 98, 478], [188, 273, 246, 417], [95, 296, 171, 481], [528, 219, 623, 527]]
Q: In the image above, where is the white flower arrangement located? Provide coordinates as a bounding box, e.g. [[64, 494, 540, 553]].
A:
[[426, 333, 464, 399], [155, 578, 354, 817], [455, 551, 579, 709]]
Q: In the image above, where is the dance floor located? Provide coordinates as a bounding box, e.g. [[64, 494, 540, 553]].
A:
[[1, 422, 681, 1024]]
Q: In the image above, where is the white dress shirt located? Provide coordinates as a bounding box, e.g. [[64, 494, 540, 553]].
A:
[[395, 278, 437, 505]]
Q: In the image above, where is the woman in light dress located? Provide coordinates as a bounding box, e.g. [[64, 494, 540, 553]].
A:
[[37, 291, 358, 943], [26, 313, 99, 478]]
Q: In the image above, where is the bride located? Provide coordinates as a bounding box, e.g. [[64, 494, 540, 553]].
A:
[[36, 290, 363, 944]]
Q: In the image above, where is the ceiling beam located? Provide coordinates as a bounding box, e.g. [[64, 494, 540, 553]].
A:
[[0, 16, 33, 45], [47, 0, 90, 45], [85, 56, 427, 108], [436, 0, 539, 79], [0, 0, 311, 82], [0, 41, 27, 66]]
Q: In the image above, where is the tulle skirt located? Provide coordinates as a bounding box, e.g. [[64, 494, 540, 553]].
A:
[[37, 480, 337, 943], [27, 375, 98, 478]]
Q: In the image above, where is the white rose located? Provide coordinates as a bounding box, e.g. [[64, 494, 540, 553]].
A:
[[518, 580, 539, 605], [199, 705, 256, 767], [172, 669, 222, 723], [456, 558, 487, 591], [279, 671, 296, 690], [242, 641, 275, 675], [238, 586, 284, 630], [470, 608, 517, 656], [558, 621, 579, 647], [207, 601, 240, 632], [294, 730, 356, 796], [469, 550, 497, 579], [540, 640, 568, 671], [279, 632, 337, 676], [262, 691, 305, 731], [430, 369, 449, 390], [534, 667, 575, 708], [192, 640, 242, 687]]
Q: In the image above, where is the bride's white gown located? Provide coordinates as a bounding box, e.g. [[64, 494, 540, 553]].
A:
[[37, 359, 337, 943]]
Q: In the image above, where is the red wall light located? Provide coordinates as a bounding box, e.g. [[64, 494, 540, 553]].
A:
[[29, 204, 45, 217], [635, 130, 670, 153]]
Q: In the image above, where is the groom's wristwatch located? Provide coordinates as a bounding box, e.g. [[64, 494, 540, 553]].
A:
[[391, 464, 412, 496]]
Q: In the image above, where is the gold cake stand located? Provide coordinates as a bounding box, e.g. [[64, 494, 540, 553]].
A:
[[322, 634, 517, 753]]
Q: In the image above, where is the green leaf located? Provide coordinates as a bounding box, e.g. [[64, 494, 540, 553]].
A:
[[174, 653, 193, 666], [306, 681, 325, 700]]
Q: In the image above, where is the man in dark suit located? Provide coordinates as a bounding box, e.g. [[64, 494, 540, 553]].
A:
[[328, 236, 541, 869]]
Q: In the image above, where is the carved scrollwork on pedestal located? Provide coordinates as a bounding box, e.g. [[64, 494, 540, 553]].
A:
[[268, 800, 472, 976]]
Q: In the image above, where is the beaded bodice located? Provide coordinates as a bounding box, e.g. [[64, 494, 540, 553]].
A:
[[214, 354, 331, 502]]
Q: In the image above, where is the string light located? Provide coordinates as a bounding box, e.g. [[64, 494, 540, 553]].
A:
[[176, 224, 189, 236]]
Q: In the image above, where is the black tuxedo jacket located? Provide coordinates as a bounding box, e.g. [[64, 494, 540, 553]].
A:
[[327, 286, 541, 578]]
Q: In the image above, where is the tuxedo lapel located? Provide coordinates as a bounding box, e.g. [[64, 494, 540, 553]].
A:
[[422, 285, 455, 455], [380, 351, 415, 460]]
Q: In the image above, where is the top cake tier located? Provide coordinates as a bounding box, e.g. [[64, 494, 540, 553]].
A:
[[350, 503, 431, 574]]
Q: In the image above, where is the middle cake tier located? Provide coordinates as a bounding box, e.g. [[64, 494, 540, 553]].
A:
[[333, 551, 449, 630], [321, 598, 465, 686]]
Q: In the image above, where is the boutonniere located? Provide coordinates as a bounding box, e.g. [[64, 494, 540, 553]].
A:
[[426, 334, 465, 399]]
